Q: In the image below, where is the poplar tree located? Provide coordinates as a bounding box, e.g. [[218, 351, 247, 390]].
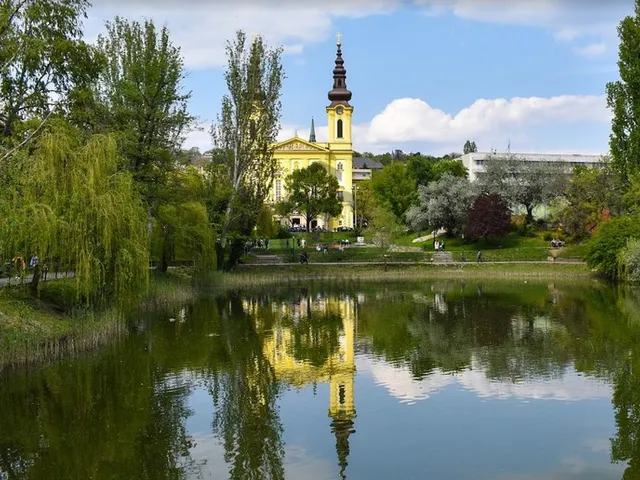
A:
[[212, 31, 284, 268], [607, 1, 640, 178]]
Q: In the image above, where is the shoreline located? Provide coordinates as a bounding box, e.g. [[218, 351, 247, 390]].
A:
[[0, 273, 197, 370], [232, 262, 590, 279], [0, 262, 592, 369]]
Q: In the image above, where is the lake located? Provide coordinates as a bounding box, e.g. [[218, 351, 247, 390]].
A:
[[1, 279, 639, 479]]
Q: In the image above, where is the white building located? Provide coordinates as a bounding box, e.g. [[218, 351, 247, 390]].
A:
[[457, 152, 606, 182], [352, 156, 383, 182]]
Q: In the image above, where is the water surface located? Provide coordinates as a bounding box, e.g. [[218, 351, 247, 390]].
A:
[[1, 280, 640, 479]]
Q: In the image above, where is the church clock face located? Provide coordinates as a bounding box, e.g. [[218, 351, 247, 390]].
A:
[[336, 106, 344, 115]]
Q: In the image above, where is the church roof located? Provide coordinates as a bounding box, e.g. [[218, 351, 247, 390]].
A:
[[353, 157, 383, 169], [328, 36, 352, 107]]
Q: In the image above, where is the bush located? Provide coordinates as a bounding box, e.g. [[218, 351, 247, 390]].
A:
[[618, 238, 640, 282], [516, 223, 536, 237], [586, 215, 640, 279], [275, 225, 292, 239], [543, 232, 553, 241]]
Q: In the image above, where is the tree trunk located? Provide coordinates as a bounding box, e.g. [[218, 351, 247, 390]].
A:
[[29, 264, 41, 296], [220, 187, 238, 248], [159, 227, 172, 274], [525, 205, 534, 223]]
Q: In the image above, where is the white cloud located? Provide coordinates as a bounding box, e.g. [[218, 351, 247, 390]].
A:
[[85, 0, 400, 69], [415, 0, 632, 56], [358, 354, 611, 404], [574, 42, 607, 57], [251, 94, 610, 154]]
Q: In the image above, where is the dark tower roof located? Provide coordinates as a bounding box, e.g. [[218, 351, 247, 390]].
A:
[[327, 35, 352, 107], [309, 117, 316, 142], [331, 416, 356, 479]]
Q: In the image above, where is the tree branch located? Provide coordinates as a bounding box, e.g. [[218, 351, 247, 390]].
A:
[[0, 108, 53, 162]]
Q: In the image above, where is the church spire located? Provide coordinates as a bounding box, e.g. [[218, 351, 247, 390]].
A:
[[331, 417, 356, 479], [309, 117, 316, 142], [327, 33, 352, 107]]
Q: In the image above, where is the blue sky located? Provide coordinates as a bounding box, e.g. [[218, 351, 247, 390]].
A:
[[87, 0, 634, 155]]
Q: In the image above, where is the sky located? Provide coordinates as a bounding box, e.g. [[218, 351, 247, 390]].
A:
[[84, 0, 635, 156]]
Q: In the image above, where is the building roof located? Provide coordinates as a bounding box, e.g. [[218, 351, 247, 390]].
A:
[[457, 151, 606, 163], [353, 157, 383, 169]]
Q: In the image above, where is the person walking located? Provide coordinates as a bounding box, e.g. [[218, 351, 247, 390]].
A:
[[476, 250, 483, 263]]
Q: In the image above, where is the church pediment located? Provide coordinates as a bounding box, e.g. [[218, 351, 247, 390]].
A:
[[274, 138, 329, 152]]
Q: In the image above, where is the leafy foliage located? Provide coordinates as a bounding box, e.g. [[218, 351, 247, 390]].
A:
[[371, 162, 416, 221], [354, 180, 376, 229], [0, 0, 101, 155], [406, 173, 476, 236], [212, 31, 284, 253], [560, 163, 624, 240], [150, 168, 215, 273], [465, 193, 511, 241], [96, 16, 193, 201], [1, 127, 149, 304], [607, 1, 640, 178], [463, 140, 477, 154], [478, 155, 569, 222], [586, 215, 640, 279], [281, 162, 341, 231], [368, 205, 403, 251], [406, 155, 468, 187], [618, 238, 640, 282]]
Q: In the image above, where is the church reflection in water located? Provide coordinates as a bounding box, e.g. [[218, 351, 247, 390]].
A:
[[243, 293, 357, 479]]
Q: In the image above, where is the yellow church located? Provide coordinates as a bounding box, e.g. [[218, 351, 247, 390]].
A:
[[270, 34, 355, 231]]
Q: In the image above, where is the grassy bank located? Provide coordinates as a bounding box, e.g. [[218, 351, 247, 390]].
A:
[[225, 262, 591, 288], [0, 271, 197, 369], [250, 231, 586, 263]]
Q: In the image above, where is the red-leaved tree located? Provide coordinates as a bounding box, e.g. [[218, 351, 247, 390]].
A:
[[465, 193, 511, 241]]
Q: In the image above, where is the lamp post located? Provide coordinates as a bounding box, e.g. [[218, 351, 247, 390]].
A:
[[353, 184, 358, 229]]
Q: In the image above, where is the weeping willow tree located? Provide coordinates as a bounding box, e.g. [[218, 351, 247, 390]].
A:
[[1, 125, 149, 305], [151, 167, 216, 273]]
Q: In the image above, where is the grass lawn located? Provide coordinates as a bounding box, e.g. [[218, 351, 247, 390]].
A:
[[258, 230, 587, 263]]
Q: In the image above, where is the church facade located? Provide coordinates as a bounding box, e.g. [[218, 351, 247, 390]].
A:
[[269, 35, 355, 230]]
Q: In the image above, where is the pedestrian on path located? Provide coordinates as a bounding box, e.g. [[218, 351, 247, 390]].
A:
[[476, 250, 483, 263]]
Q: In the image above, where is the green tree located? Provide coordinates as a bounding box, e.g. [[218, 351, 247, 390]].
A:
[[281, 163, 341, 231], [607, 1, 640, 178], [479, 155, 568, 223], [354, 180, 376, 229], [0, 0, 100, 159], [1, 124, 149, 304], [212, 31, 284, 263], [407, 155, 468, 187], [368, 205, 403, 251], [560, 163, 624, 240], [256, 204, 278, 238], [586, 215, 640, 280], [463, 140, 477, 154], [406, 173, 476, 237], [371, 162, 416, 222], [151, 168, 215, 273], [96, 17, 193, 202]]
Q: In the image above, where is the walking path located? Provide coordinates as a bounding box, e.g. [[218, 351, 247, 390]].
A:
[[241, 260, 586, 266], [0, 272, 74, 288]]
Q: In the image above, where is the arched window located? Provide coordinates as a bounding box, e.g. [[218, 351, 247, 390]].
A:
[[337, 162, 343, 170], [337, 119, 343, 138]]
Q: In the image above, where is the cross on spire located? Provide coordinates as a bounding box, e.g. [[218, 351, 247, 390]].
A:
[[336, 32, 342, 46]]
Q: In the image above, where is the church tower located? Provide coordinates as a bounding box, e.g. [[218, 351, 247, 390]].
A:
[[328, 296, 356, 479], [326, 33, 353, 146]]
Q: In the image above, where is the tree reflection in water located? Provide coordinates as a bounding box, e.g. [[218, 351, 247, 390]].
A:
[[3, 281, 640, 478]]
